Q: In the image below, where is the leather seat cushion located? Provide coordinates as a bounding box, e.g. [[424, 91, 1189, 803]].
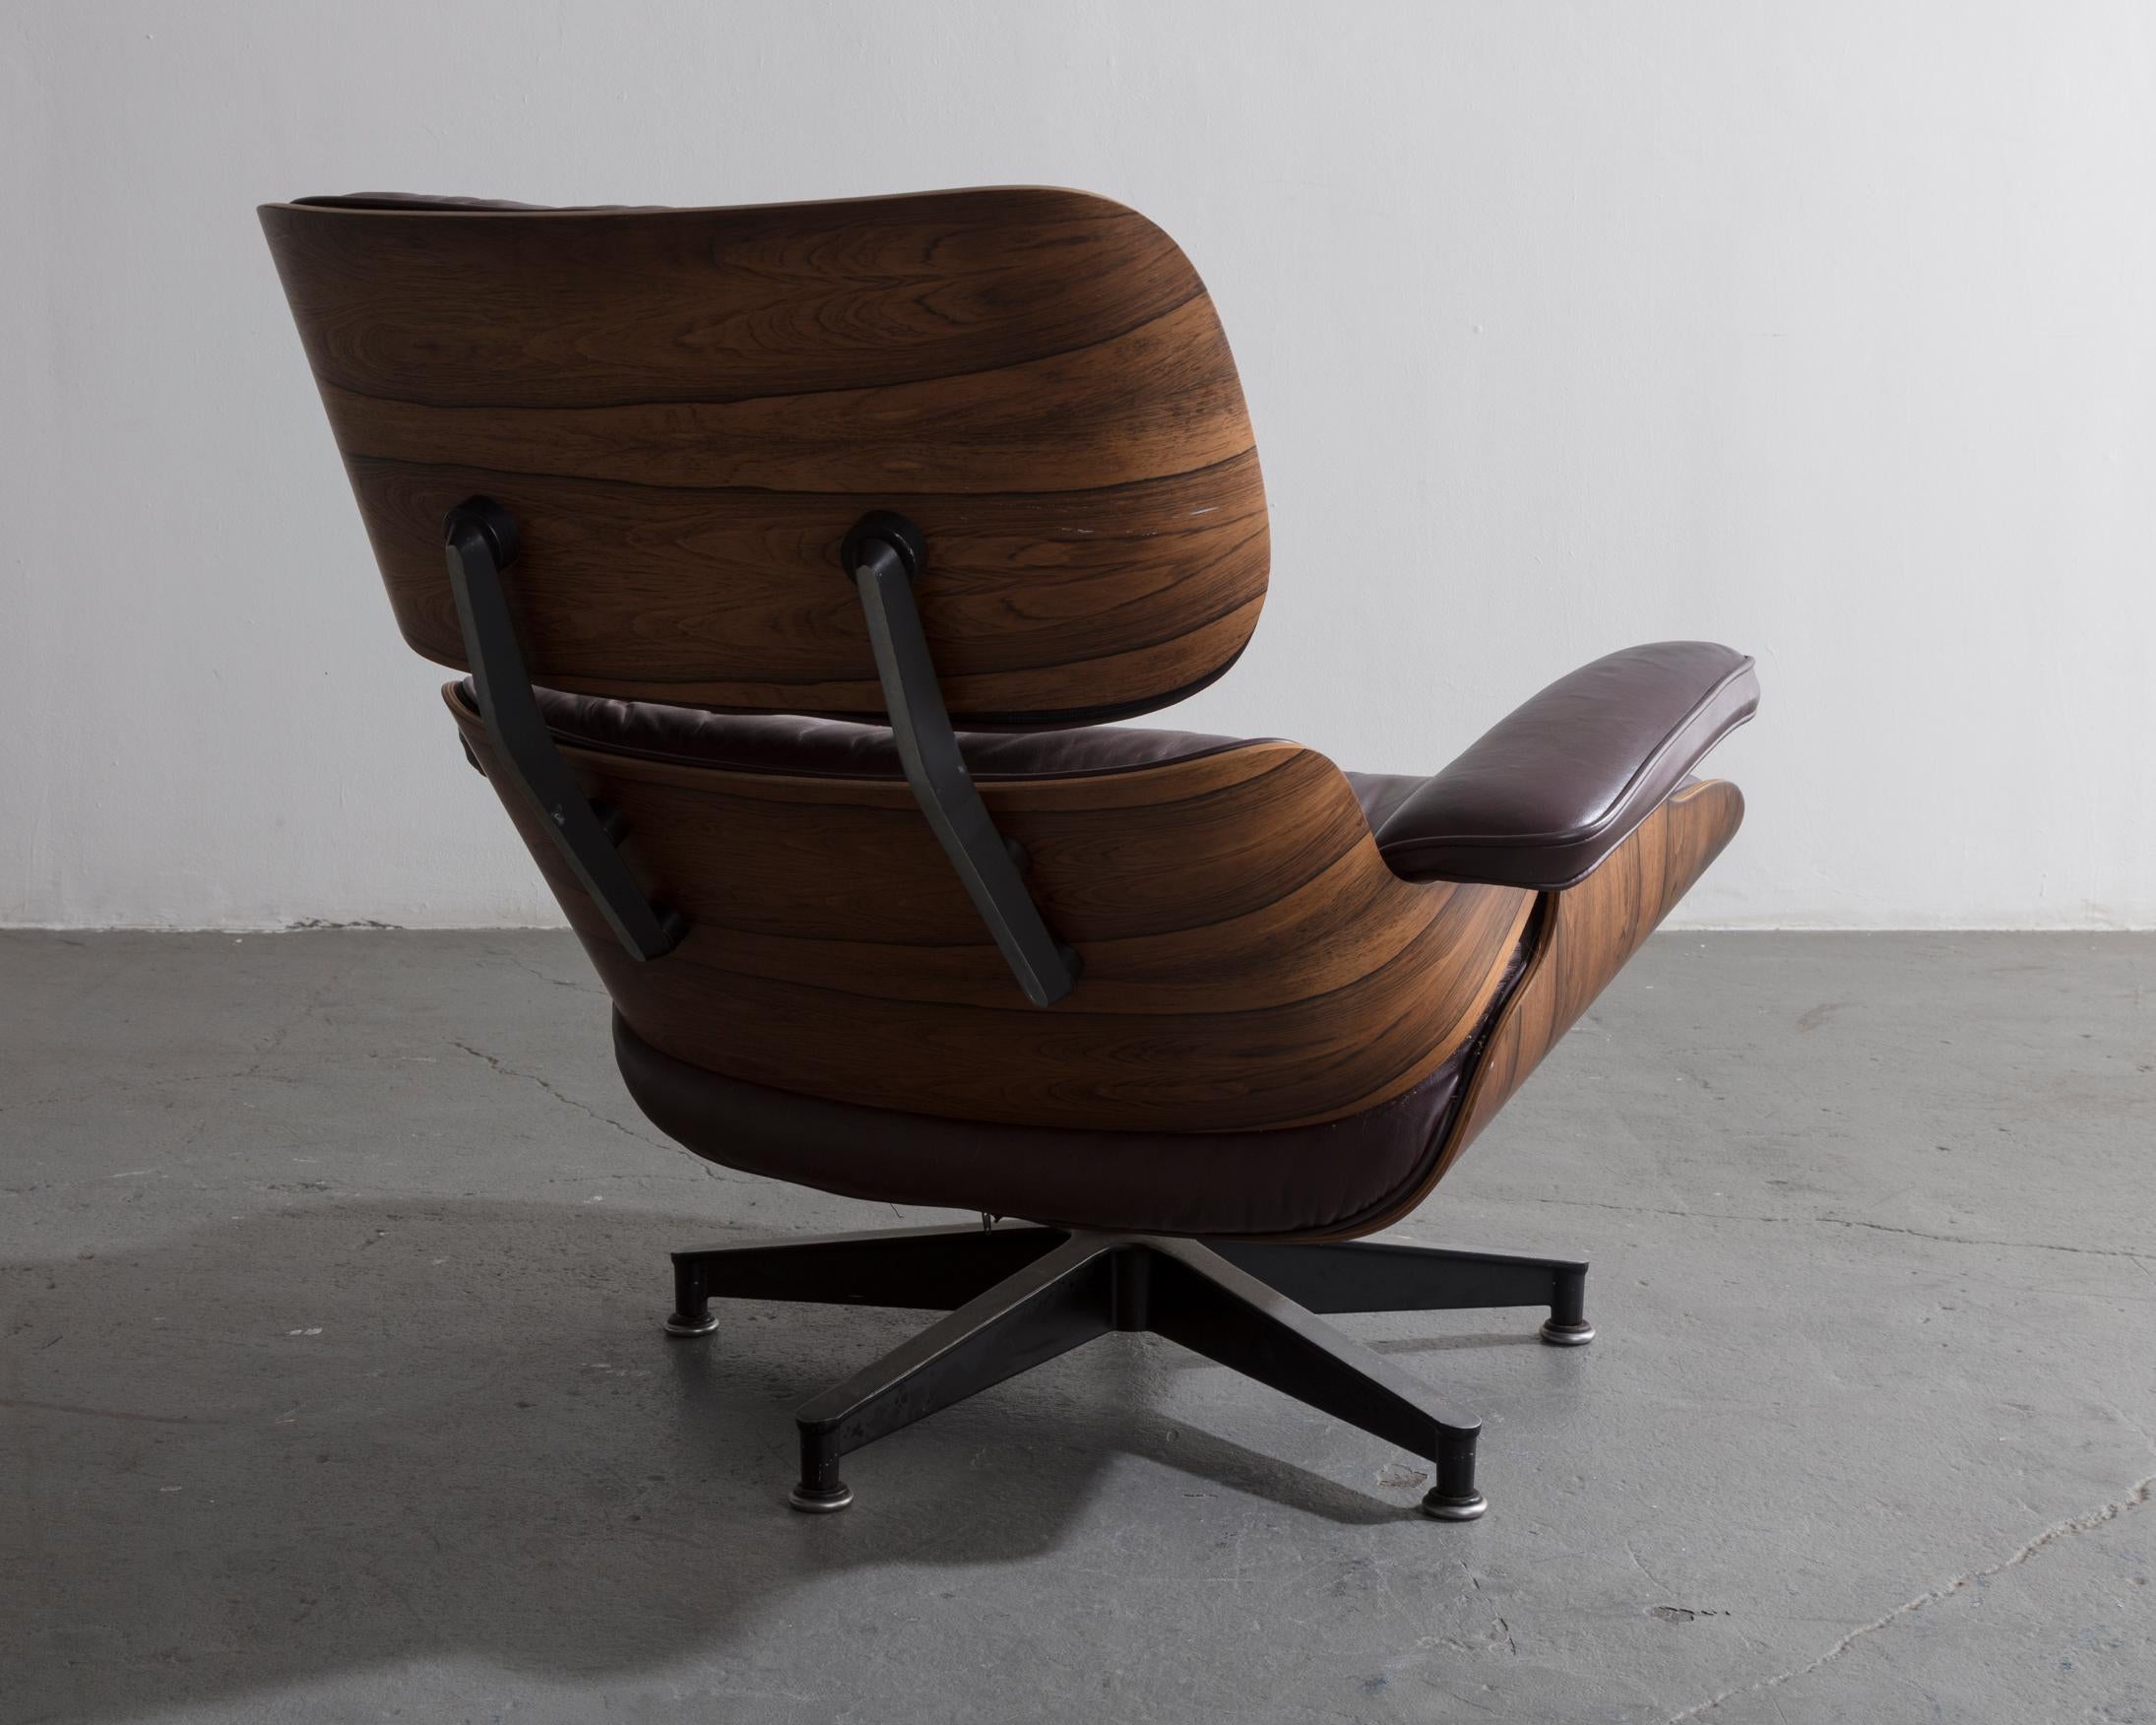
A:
[[478, 648, 1753, 889], [502, 681, 1268, 784], [481, 682, 1414, 840], [612, 1005, 1509, 1241]]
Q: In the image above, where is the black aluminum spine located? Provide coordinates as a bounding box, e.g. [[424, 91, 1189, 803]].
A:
[[443, 496, 684, 962], [845, 512, 1081, 1007]]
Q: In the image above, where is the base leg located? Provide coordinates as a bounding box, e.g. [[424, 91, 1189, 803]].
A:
[[790, 1234, 1115, 1511], [1214, 1239, 1591, 1345], [1146, 1240, 1487, 1519], [665, 1223, 1069, 1337]]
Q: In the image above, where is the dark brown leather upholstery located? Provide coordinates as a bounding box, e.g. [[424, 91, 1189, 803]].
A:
[[1369, 642, 1759, 889], [611, 952, 1519, 1239], [500, 683, 1263, 783], [1342, 770, 1427, 839], [292, 192, 648, 212], [489, 650, 1753, 889]]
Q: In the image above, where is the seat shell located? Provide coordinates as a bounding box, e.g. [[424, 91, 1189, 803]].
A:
[[446, 684, 1536, 1137]]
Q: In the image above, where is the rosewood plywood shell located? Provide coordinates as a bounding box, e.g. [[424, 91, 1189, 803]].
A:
[[1436, 779, 1744, 1177], [1283, 778, 1744, 1241], [260, 189, 1267, 724], [447, 687, 1536, 1133]]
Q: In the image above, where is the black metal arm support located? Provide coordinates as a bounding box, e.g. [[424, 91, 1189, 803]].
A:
[[444, 497, 685, 962], [845, 512, 1080, 1007]]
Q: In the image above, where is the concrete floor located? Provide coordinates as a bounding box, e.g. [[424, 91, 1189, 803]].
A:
[[1, 930, 2150, 1724]]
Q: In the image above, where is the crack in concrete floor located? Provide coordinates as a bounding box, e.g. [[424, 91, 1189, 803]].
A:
[[1516, 1191, 2153, 1263], [1667, 1474, 2156, 1720], [5, 928, 2150, 1724], [445, 1037, 753, 1187]]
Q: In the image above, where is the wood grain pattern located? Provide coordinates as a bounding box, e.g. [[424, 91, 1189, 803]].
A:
[[340, 449, 1266, 717], [1270, 778, 1744, 1241], [260, 188, 1266, 723], [1431, 780, 1744, 1180], [263, 188, 1204, 407], [447, 686, 1537, 1133]]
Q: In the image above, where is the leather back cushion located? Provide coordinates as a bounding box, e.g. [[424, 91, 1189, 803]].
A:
[[261, 188, 1267, 727]]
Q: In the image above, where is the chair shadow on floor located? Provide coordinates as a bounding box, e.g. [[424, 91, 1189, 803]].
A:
[[3, 1194, 1553, 1723]]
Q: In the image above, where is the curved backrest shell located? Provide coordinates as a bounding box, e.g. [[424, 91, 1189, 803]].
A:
[[260, 187, 1268, 725]]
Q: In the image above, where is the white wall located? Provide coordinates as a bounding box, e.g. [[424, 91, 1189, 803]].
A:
[[5, 0, 2151, 930]]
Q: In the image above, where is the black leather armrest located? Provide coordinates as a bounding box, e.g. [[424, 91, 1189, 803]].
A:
[[1371, 641, 1758, 890]]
